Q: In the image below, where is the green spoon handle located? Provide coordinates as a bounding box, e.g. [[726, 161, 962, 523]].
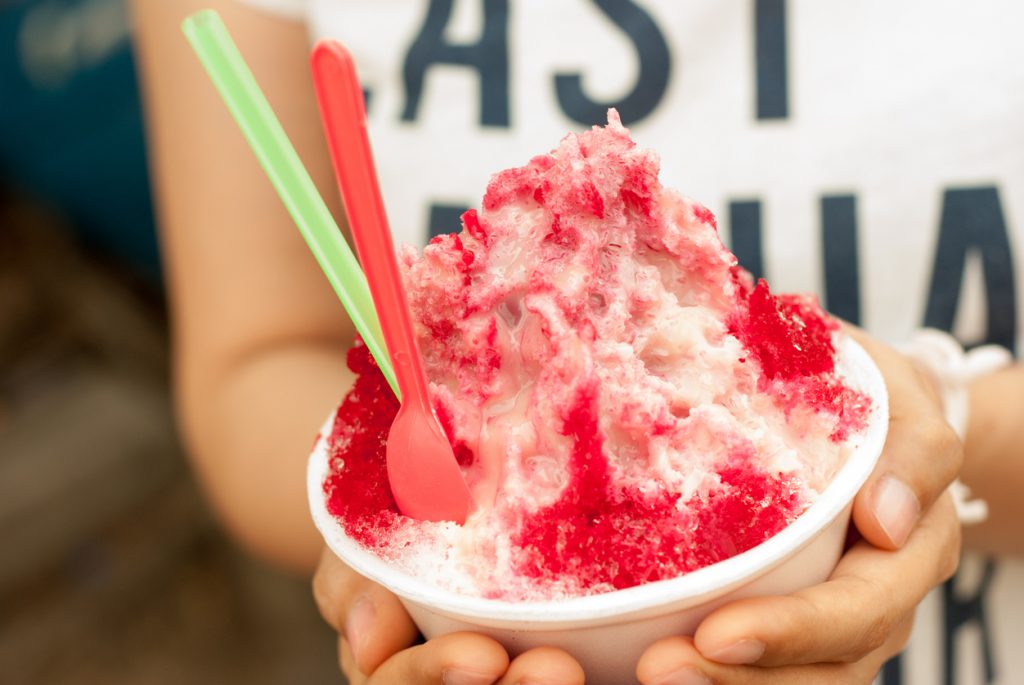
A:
[[182, 9, 398, 397]]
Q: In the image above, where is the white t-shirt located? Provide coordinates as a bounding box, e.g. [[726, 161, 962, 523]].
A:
[[239, 2, 1024, 683]]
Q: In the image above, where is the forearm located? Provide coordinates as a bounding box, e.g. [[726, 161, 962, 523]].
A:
[[961, 363, 1024, 556], [130, 0, 356, 573], [178, 341, 354, 575]]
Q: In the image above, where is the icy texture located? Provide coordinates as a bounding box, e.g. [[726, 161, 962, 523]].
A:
[[323, 112, 870, 600]]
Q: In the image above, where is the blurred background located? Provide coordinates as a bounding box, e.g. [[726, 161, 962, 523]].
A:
[[0, 1, 339, 682]]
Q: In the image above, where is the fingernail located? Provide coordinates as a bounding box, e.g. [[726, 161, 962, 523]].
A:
[[874, 475, 920, 548], [345, 595, 375, 660], [650, 666, 712, 685], [442, 668, 498, 685], [704, 638, 765, 665]]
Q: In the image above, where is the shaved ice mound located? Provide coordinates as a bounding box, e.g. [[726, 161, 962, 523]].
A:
[[321, 111, 871, 601]]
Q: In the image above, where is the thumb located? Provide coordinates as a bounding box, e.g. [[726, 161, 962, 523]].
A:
[[847, 331, 963, 550]]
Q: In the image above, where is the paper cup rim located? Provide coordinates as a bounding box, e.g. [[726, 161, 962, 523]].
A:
[[308, 336, 888, 626]]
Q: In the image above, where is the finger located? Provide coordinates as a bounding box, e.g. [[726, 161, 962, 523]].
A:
[[339, 637, 366, 685], [312, 548, 359, 630], [496, 647, 586, 685], [638, 632, 901, 685], [313, 548, 420, 674], [366, 631, 509, 685], [692, 494, 959, 668], [846, 329, 964, 550]]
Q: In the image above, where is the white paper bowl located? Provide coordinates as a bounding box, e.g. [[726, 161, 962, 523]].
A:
[[308, 336, 888, 685]]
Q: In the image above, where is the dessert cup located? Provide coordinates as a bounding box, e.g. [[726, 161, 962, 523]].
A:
[[308, 335, 888, 685]]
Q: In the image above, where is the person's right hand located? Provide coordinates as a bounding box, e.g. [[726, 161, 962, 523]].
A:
[[313, 548, 586, 684], [634, 331, 963, 684]]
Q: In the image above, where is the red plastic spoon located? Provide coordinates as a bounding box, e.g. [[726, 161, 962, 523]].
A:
[[310, 40, 472, 524]]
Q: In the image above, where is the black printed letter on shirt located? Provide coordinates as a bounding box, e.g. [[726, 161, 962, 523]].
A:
[[403, 0, 510, 127], [924, 186, 1017, 350], [943, 560, 998, 685], [428, 203, 472, 241], [729, 199, 765, 281], [754, 0, 789, 120], [554, 0, 671, 126], [821, 194, 861, 325]]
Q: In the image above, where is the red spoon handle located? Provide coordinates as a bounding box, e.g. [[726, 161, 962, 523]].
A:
[[311, 41, 431, 412]]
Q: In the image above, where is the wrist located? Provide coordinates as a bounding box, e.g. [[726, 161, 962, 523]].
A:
[[897, 329, 1012, 524]]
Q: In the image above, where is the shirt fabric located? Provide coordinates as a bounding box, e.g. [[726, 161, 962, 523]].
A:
[[238, 1, 1024, 683]]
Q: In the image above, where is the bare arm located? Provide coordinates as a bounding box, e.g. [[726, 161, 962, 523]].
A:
[[962, 363, 1024, 556], [131, 0, 353, 574]]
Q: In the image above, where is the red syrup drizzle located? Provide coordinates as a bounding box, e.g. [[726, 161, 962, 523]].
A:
[[323, 340, 401, 548], [729, 279, 871, 441], [325, 346, 805, 592], [434, 398, 476, 468], [692, 202, 717, 229], [732, 279, 837, 381], [513, 382, 805, 593], [321, 123, 871, 593]]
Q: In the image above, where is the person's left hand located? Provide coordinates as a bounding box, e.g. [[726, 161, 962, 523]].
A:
[[313, 547, 587, 685], [636, 332, 964, 684]]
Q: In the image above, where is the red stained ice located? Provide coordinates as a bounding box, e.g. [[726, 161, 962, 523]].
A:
[[728, 280, 870, 440], [692, 203, 717, 229], [730, 279, 837, 381], [323, 340, 400, 549], [434, 395, 477, 468], [321, 111, 871, 597], [483, 164, 544, 211], [461, 208, 488, 244], [512, 385, 804, 591]]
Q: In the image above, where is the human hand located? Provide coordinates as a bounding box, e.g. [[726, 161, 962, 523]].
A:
[[636, 332, 964, 684], [312, 548, 586, 685]]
